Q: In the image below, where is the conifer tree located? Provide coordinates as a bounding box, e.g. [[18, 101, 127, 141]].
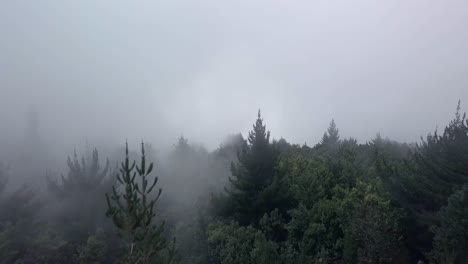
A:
[[47, 148, 112, 198], [105, 142, 178, 264], [46, 148, 113, 241], [174, 136, 190, 155], [226, 110, 278, 225], [430, 185, 468, 264], [320, 119, 340, 146], [411, 101, 468, 212]]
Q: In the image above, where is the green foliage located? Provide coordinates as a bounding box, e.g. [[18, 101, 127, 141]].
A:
[[344, 181, 403, 264], [225, 110, 279, 225], [250, 232, 280, 264], [0, 222, 20, 264], [207, 221, 279, 264], [78, 229, 108, 264], [430, 185, 468, 264], [382, 102, 468, 261], [411, 101, 468, 212], [105, 142, 178, 264], [1, 103, 467, 264], [207, 221, 256, 264], [279, 153, 334, 205], [259, 209, 286, 242]]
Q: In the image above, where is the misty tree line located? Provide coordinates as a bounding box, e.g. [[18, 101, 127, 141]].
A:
[[1, 103, 468, 264]]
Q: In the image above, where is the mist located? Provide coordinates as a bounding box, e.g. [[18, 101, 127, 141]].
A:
[[1, 1, 468, 263], [1, 0, 467, 153]]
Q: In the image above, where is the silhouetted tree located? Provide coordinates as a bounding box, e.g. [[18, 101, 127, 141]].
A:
[[105, 142, 178, 264], [46, 148, 114, 241], [320, 119, 340, 147], [225, 110, 278, 225], [47, 149, 111, 197], [411, 101, 468, 212]]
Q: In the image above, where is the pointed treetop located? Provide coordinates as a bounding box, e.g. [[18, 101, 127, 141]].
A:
[[141, 140, 146, 156], [248, 109, 270, 147], [454, 100, 465, 126], [125, 140, 129, 156], [178, 135, 188, 145], [321, 119, 340, 146], [176, 136, 190, 152]]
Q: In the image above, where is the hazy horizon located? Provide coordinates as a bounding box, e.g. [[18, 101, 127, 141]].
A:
[[2, 0, 468, 152]]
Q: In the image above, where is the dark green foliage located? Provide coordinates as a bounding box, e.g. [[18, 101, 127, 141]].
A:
[[411, 101, 468, 212], [207, 221, 279, 264], [208, 111, 410, 264], [430, 185, 468, 264], [78, 229, 108, 264], [344, 181, 403, 264], [224, 110, 279, 225], [1, 103, 467, 264], [105, 142, 178, 264], [381, 102, 468, 261]]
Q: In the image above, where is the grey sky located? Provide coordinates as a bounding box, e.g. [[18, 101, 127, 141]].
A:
[[1, 0, 468, 151]]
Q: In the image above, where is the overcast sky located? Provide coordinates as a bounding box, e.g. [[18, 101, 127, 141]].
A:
[[1, 0, 468, 151]]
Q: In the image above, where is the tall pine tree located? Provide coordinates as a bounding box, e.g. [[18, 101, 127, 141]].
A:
[[225, 110, 278, 225], [105, 142, 178, 264]]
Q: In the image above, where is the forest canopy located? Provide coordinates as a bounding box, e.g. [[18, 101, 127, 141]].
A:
[[0, 102, 467, 264]]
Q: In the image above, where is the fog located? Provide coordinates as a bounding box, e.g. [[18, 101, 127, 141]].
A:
[[1, 0, 468, 153], [2, 2, 468, 263]]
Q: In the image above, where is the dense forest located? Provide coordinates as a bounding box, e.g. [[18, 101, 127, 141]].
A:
[[0, 102, 467, 264]]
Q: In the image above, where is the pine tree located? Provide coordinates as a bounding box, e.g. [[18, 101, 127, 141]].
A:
[[387, 101, 468, 261], [46, 148, 114, 241], [320, 119, 340, 146], [411, 101, 468, 212], [105, 142, 178, 264], [47, 148, 112, 198], [174, 136, 190, 155], [225, 110, 278, 225], [430, 185, 468, 264]]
